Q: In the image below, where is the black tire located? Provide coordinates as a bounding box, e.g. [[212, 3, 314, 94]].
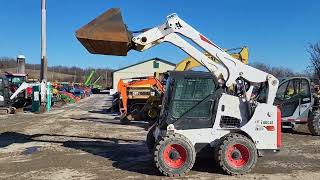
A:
[[120, 117, 130, 125], [13, 98, 26, 108], [146, 125, 156, 153], [154, 134, 196, 177], [308, 110, 320, 136], [215, 133, 257, 175], [129, 104, 143, 121], [145, 108, 159, 121], [9, 107, 16, 114]]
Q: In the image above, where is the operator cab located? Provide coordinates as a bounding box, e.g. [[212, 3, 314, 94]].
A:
[[5, 73, 27, 86], [158, 71, 221, 130], [0, 77, 11, 107]]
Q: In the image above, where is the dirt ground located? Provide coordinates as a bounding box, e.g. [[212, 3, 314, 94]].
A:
[[0, 94, 319, 180]]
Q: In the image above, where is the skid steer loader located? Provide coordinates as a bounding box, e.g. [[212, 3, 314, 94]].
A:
[[275, 77, 320, 135], [76, 8, 281, 177]]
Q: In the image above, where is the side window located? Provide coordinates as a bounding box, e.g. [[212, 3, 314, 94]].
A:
[[153, 61, 159, 68], [300, 79, 311, 98], [276, 81, 289, 100], [171, 78, 215, 118]]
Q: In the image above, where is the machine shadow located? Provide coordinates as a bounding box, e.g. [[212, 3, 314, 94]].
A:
[[0, 131, 223, 176], [88, 109, 113, 115], [63, 140, 160, 176], [71, 116, 149, 129], [0, 131, 159, 175], [62, 140, 223, 176]]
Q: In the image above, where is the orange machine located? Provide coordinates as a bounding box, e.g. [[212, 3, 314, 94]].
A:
[[117, 76, 165, 124]]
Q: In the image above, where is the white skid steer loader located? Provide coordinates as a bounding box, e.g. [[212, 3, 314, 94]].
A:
[[76, 8, 282, 177]]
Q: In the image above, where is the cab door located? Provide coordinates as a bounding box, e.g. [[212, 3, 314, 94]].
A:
[[298, 78, 312, 121]]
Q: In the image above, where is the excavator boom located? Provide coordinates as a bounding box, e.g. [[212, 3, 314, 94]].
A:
[[175, 47, 249, 71]]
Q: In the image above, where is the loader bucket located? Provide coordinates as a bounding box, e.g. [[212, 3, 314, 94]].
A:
[[75, 8, 131, 56]]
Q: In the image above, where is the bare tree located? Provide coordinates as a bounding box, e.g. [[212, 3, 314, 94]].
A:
[[308, 42, 320, 80], [251, 62, 298, 78]]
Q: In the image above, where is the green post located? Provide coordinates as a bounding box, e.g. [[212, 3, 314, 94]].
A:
[[46, 82, 52, 112], [31, 85, 40, 113]]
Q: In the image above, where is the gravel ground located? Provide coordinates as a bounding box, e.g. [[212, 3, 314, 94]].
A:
[[0, 94, 319, 180]]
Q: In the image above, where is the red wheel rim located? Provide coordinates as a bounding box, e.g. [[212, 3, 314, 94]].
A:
[[163, 144, 187, 169], [226, 144, 250, 168]]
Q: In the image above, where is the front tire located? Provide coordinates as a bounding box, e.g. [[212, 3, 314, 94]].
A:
[[308, 110, 320, 136], [215, 133, 257, 175], [154, 134, 196, 177]]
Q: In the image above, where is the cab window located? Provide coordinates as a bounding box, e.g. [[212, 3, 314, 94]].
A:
[[171, 78, 215, 118], [300, 79, 311, 98]]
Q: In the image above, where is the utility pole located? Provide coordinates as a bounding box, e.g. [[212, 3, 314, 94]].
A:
[[106, 71, 108, 89], [74, 70, 76, 82], [40, 0, 48, 106], [40, 0, 47, 82], [52, 66, 54, 81]]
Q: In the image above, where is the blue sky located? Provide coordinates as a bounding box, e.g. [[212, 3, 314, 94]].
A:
[[0, 0, 319, 71]]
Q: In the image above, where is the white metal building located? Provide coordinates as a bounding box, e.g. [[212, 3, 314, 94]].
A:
[[112, 58, 175, 92]]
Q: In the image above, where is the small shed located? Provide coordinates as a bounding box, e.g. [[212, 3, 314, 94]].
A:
[[112, 58, 175, 91]]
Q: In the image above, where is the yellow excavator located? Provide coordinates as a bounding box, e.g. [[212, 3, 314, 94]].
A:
[[175, 47, 249, 71]]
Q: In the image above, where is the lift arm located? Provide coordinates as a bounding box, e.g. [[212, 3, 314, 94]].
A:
[[76, 9, 278, 104], [10, 82, 39, 100], [130, 14, 278, 104]]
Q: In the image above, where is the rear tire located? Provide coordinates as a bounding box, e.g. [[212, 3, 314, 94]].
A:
[[308, 110, 320, 136], [146, 125, 156, 153], [215, 133, 257, 175], [154, 134, 196, 177]]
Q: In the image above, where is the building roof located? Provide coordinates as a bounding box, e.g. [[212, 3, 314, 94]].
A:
[[113, 57, 176, 72]]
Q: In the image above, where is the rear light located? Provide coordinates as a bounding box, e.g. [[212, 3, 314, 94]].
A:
[[27, 87, 33, 95], [277, 107, 282, 148]]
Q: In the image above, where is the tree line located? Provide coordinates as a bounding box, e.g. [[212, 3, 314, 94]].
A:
[[1, 41, 320, 87], [0, 57, 113, 88], [251, 41, 320, 84]]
